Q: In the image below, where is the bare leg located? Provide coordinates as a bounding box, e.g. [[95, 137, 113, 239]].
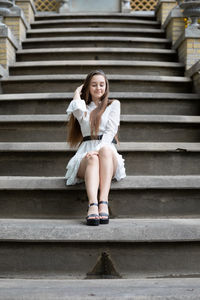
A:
[[77, 152, 99, 219], [98, 147, 118, 218]]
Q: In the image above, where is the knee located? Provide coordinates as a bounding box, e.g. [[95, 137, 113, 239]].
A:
[[86, 154, 99, 166], [99, 146, 113, 159]]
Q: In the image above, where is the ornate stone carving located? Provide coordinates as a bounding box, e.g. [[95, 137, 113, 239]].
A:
[[180, 0, 200, 28], [0, 0, 13, 14]]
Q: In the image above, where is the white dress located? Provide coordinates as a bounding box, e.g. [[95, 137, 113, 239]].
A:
[[65, 98, 126, 185]]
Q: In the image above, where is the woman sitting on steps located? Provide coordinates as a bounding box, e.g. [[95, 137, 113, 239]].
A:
[[65, 70, 126, 226]]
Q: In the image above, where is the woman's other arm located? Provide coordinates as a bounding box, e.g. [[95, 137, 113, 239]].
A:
[[95, 100, 120, 150]]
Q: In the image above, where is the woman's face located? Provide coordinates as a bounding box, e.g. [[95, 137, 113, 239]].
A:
[[89, 75, 106, 101]]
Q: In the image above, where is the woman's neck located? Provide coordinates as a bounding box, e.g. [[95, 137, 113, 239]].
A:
[[92, 97, 101, 105]]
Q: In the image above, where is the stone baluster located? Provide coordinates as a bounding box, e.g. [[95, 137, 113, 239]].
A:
[[59, 0, 69, 13], [121, 0, 131, 13]]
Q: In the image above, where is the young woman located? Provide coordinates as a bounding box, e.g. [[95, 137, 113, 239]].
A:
[[65, 70, 126, 226]]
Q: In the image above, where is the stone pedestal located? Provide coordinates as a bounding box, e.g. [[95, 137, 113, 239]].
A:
[[174, 27, 200, 70], [0, 23, 18, 71], [186, 60, 200, 93], [156, 0, 177, 25], [0, 0, 29, 43], [15, 0, 36, 24], [163, 5, 185, 44], [4, 12, 28, 42]]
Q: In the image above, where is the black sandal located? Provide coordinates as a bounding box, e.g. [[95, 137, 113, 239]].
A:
[[86, 203, 99, 226], [99, 201, 109, 225]]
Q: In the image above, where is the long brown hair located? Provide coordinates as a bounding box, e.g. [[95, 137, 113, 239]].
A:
[[67, 70, 113, 148]]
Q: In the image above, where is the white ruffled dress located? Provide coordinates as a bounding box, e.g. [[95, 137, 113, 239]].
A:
[[65, 98, 126, 185]]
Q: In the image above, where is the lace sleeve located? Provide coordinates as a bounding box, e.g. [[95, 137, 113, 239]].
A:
[[66, 99, 87, 122], [95, 100, 120, 151]]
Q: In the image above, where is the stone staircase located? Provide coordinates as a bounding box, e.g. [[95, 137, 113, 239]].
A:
[[0, 12, 200, 299]]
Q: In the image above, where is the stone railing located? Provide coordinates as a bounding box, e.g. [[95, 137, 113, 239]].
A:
[[34, 0, 158, 12], [156, 0, 200, 94], [0, 0, 36, 75]]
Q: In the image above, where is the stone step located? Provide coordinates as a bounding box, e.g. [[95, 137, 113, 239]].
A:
[[16, 47, 178, 62], [1, 142, 200, 176], [1, 114, 200, 142], [26, 28, 165, 39], [1, 218, 200, 242], [22, 36, 171, 49], [1, 175, 200, 218], [1, 75, 192, 94], [0, 278, 199, 300], [9, 60, 184, 77], [31, 18, 161, 29], [0, 92, 199, 116], [0, 218, 200, 278], [35, 12, 157, 21]]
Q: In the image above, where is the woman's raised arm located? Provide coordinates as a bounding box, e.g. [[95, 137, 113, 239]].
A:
[[66, 84, 87, 122]]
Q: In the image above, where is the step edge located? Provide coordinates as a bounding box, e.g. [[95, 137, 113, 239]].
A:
[[0, 218, 200, 243], [0, 92, 198, 101], [0, 175, 200, 190], [0, 142, 200, 152]]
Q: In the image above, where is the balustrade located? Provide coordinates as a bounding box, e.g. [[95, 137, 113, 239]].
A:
[[34, 0, 158, 12]]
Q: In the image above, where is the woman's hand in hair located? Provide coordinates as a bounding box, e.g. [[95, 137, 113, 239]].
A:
[[73, 84, 83, 100], [75, 84, 83, 94]]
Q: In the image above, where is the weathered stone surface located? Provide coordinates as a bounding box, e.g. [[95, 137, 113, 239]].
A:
[[9, 60, 184, 76], [16, 47, 177, 62], [1, 142, 200, 176], [1, 74, 192, 94], [31, 18, 160, 29], [0, 218, 200, 242], [1, 175, 200, 190], [21, 36, 171, 49], [0, 278, 200, 300]]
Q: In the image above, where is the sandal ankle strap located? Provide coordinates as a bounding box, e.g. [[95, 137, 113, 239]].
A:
[[88, 203, 98, 207], [99, 201, 108, 205]]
